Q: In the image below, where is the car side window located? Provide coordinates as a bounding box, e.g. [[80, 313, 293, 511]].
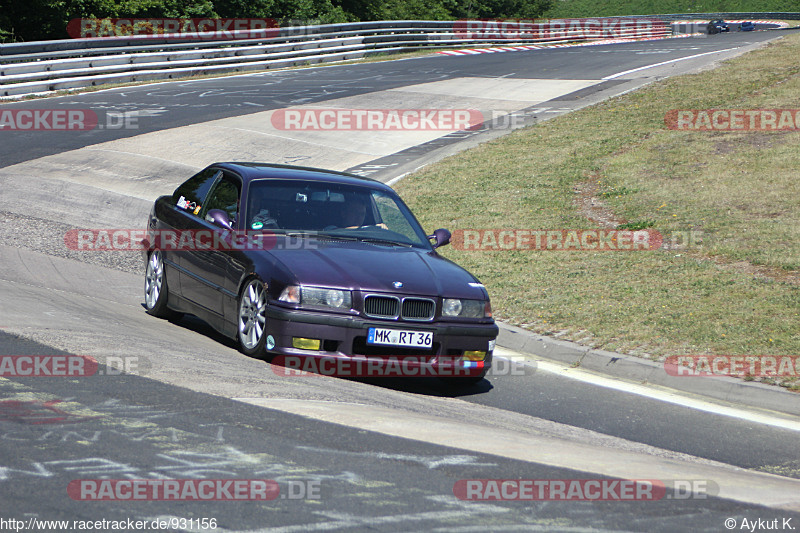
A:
[[203, 173, 241, 225], [173, 168, 221, 216]]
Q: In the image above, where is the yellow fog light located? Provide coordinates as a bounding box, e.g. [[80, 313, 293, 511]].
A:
[[292, 337, 321, 350], [463, 351, 486, 361]]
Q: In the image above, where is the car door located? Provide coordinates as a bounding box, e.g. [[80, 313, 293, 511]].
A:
[[179, 171, 242, 314], [157, 167, 221, 301]]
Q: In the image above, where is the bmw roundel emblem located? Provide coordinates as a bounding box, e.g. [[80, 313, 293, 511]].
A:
[[393, 281, 403, 289]]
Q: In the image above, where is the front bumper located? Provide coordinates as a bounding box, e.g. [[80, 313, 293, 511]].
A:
[[264, 305, 498, 378]]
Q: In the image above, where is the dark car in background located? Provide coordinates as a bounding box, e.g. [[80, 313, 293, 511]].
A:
[[707, 19, 730, 34], [739, 21, 755, 32], [143, 163, 497, 384]]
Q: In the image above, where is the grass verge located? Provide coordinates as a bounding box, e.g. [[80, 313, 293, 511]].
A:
[[545, 0, 800, 18], [395, 32, 800, 390]]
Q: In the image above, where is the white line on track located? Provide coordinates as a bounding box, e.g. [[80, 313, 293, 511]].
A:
[[494, 348, 800, 433], [602, 47, 741, 79]]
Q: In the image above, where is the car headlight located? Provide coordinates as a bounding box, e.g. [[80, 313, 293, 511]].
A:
[[443, 298, 488, 318], [279, 285, 352, 310]]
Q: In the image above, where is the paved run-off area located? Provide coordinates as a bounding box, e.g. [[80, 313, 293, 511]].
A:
[[1, 31, 799, 530]]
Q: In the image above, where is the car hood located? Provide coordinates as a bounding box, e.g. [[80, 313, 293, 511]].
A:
[[268, 241, 487, 299]]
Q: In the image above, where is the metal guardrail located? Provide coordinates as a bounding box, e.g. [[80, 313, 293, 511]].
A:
[[7, 11, 798, 98], [0, 19, 672, 97], [0, 21, 456, 55]]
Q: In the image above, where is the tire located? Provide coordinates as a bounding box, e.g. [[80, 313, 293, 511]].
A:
[[144, 250, 178, 318], [238, 278, 268, 357]]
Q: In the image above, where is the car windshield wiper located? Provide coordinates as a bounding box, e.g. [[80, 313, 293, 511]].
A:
[[281, 232, 413, 247], [281, 231, 328, 238], [312, 233, 360, 241], [355, 237, 413, 247]]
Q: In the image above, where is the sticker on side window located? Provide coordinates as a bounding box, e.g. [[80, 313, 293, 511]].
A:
[[176, 195, 199, 213]]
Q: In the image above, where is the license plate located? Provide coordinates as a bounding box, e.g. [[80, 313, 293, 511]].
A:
[[367, 328, 432, 348]]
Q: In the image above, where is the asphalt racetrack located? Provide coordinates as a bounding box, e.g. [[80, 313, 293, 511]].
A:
[[1, 29, 799, 531]]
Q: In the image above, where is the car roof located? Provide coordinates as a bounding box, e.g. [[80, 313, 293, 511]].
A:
[[210, 162, 393, 191]]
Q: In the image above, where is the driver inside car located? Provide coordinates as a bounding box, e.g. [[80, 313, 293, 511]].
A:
[[340, 196, 388, 229], [248, 186, 279, 230]]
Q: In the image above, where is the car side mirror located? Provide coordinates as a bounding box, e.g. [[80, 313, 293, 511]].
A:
[[428, 228, 451, 249], [206, 209, 233, 230]]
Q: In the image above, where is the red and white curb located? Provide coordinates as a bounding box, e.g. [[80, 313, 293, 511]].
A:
[[437, 19, 791, 56], [437, 34, 686, 56]]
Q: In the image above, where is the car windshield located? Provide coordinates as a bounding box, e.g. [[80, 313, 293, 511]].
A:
[[246, 179, 431, 248]]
